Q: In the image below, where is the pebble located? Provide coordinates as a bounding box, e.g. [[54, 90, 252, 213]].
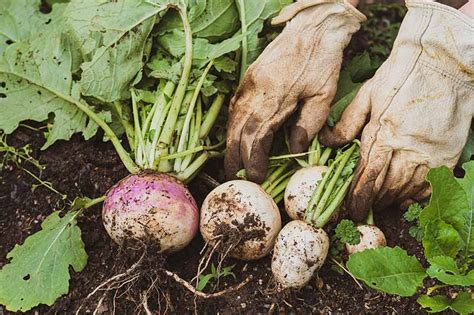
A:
[[240, 303, 246, 309]]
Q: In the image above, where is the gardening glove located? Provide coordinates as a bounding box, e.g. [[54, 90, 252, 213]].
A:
[[320, 0, 474, 222], [225, 0, 366, 183]]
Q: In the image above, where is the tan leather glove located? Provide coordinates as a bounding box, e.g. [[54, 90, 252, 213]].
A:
[[320, 0, 474, 221], [225, 0, 366, 182]]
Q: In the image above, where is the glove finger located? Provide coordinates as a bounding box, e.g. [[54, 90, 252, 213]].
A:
[[400, 183, 431, 210], [289, 95, 331, 154], [319, 80, 373, 148], [373, 153, 419, 210], [347, 146, 393, 222], [397, 164, 430, 203], [224, 83, 258, 180], [241, 99, 297, 183]]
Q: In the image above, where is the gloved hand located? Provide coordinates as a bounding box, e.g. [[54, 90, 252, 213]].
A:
[[320, 0, 474, 221], [225, 0, 366, 183]]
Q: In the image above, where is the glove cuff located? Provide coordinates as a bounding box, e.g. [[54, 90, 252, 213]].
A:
[[394, 0, 474, 87], [272, 0, 366, 25]]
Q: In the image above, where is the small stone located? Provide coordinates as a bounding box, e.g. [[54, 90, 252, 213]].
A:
[[241, 303, 246, 309]]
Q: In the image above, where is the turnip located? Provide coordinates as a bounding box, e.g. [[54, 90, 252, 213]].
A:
[[103, 172, 199, 253], [271, 220, 329, 288], [272, 141, 360, 289], [284, 165, 328, 220], [345, 225, 386, 255], [345, 210, 386, 255], [200, 180, 281, 261]]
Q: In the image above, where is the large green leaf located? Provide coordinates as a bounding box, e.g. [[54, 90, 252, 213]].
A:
[[422, 219, 462, 259], [0, 14, 95, 149], [346, 246, 426, 296], [158, 0, 240, 41], [420, 163, 474, 260], [65, 0, 166, 102], [418, 292, 474, 315], [0, 211, 87, 312], [426, 256, 474, 286], [236, 0, 291, 74], [0, 0, 53, 53], [456, 162, 474, 258]]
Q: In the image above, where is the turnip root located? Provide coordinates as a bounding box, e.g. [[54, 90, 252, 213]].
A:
[[346, 225, 386, 255], [272, 220, 329, 289], [200, 180, 281, 261], [102, 172, 199, 253], [284, 166, 328, 220]]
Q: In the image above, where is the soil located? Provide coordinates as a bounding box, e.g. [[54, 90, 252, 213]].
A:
[[0, 126, 436, 315], [0, 3, 443, 314]]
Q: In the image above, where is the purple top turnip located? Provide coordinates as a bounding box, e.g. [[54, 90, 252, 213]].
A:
[[103, 172, 199, 253]]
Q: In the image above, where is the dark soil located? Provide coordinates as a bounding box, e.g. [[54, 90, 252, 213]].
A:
[[0, 126, 432, 315]]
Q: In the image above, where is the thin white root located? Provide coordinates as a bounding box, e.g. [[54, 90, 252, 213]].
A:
[[329, 257, 363, 290], [164, 270, 253, 298]]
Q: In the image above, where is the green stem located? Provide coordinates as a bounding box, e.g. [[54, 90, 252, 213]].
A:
[[237, 0, 248, 82], [270, 175, 293, 199], [200, 94, 225, 139], [82, 195, 106, 210], [131, 89, 146, 167], [366, 208, 374, 225], [315, 174, 354, 228], [319, 147, 333, 166], [158, 5, 193, 148], [176, 152, 209, 183], [113, 101, 135, 150], [266, 169, 294, 196], [160, 140, 224, 160], [175, 61, 214, 171], [181, 97, 203, 170], [148, 88, 174, 167], [308, 136, 320, 166], [261, 161, 291, 190], [274, 192, 285, 204], [311, 144, 357, 223], [58, 93, 139, 174]]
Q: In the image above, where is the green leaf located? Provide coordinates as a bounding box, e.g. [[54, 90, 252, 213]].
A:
[[65, 0, 166, 102], [418, 292, 474, 315], [417, 294, 451, 313], [0, 211, 87, 312], [404, 203, 423, 222], [0, 13, 95, 149], [0, 0, 56, 53], [335, 219, 360, 245], [346, 246, 426, 296], [213, 56, 238, 73], [237, 0, 292, 73], [423, 219, 462, 259], [159, 0, 240, 42], [459, 129, 474, 165], [420, 163, 474, 261], [327, 84, 362, 127], [197, 274, 214, 291], [427, 256, 474, 286], [456, 162, 474, 259]]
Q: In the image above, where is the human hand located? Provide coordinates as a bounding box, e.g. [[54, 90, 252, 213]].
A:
[[225, 0, 365, 183], [320, 0, 474, 221]]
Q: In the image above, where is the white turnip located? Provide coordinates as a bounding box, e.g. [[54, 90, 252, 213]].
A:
[[284, 166, 328, 220], [271, 220, 329, 289], [102, 172, 199, 253], [200, 180, 281, 261], [346, 225, 386, 255]]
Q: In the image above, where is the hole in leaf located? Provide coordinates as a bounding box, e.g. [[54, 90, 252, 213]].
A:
[[0, 82, 5, 88], [0, 93, 6, 98], [5, 39, 13, 45], [23, 274, 30, 281], [45, 18, 52, 25], [37, 91, 42, 95]]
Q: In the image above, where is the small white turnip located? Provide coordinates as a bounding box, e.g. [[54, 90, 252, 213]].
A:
[[200, 180, 281, 261], [102, 172, 199, 253], [346, 225, 386, 255], [271, 220, 329, 289], [284, 166, 328, 220]]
